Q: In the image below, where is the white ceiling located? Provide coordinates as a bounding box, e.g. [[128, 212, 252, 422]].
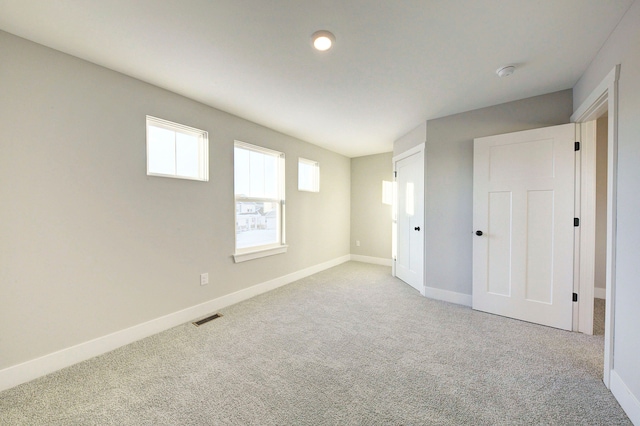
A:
[[0, 0, 634, 157]]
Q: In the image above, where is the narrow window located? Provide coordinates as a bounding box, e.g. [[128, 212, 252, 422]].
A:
[[298, 158, 320, 192], [382, 180, 393, 205], [146, 116, 208, 181], [234, 141, 286, 262]]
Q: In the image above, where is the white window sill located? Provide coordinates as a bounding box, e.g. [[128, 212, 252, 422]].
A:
[[233, 245, 288, 263]]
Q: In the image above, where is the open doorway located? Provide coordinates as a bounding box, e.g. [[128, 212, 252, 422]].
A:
[[593, 114, 608, 336]]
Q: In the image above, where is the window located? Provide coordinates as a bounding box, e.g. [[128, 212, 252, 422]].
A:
[[298, 158, 319, 192], [146, 116, 208, 181], [234, 141, 286, 262], [382, 180, 393, 205]]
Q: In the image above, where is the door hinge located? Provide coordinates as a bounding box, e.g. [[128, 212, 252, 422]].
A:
[[394, 171, 397, 178], [573, 293, 578, 302], [575, 141, 580, 151], [574, 218, 580, 227]]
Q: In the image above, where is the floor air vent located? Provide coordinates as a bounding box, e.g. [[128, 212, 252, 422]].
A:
[[192, 313, 223, 327]]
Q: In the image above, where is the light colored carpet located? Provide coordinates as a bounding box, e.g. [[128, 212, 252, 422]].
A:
[[0, 262, 630, 425], [594, 298, 606, 336]]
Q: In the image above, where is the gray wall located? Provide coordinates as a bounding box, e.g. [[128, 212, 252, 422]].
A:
[[350, 153, 393, 259], [0, 31, 350, 370], [394, 122, 426, 155], [573, 0, 640, 408], [420, 90, 573, 295]]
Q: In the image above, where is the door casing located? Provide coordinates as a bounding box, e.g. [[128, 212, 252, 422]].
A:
[[571, 65, 620, 388]]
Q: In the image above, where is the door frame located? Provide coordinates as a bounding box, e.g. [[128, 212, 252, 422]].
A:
[[573, 120, 597, 335], [392, 143, 425, 295], [571, 64, 620, 388]]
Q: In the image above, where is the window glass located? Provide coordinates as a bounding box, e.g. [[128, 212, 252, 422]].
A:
[[146, 116, 208, 181], [175, 132, 199, 178], [148, 125, 176, 176], [298, 158, 319, 192], [234, 142, 285, 254]]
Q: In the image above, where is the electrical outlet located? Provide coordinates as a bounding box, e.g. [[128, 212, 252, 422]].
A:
[[200, 273, 209, 286], [356, 240, 361, 247]]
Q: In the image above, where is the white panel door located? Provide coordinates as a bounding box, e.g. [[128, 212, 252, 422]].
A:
[[396, 150, 424, 293], [473, 124, 576, 330]]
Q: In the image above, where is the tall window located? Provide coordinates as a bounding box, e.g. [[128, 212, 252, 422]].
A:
[[234, 141, 286, 261], [382, 180, 393, 205], [298, 158, 320, 192], [146, 116, 208, 181]]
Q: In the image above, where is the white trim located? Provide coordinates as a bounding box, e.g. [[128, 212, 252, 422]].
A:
[[572, 123, 582, 332], [571, 66, 619, 122], [571, 64, 619, 388], [0, 254, 350, 393], [350, 254, 393, 267], [233, 245, 288, 263], [577, 121, 597, 335], [146, 115, 209, 181], [392, 142, 425, 163], [603, 70, 619, 389], [423, 286, 472, 307], [233, 141, 286, 254], [611, 370, 640, 425], [298, 157, 320, 192], [594, 287, 606, 300], [234, 140, 284, 157], [392, 156, 397, 278]]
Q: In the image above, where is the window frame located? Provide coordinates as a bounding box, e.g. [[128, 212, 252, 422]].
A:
[[298, 157, 320, 192], [146, 115, 209, 181], [233, 141, 287, 263]]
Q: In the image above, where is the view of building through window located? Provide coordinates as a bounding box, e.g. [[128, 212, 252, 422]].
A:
[[234, 142, 284, 252], [235, 201, 279, 249]]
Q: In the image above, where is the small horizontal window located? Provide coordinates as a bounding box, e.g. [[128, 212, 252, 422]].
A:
[[146, 116, 208, 181], [298, 158, 320, 192]]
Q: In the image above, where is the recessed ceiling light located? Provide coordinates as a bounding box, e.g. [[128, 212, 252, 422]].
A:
[[496, 65, 516, 78], [312, 30, 335, 51]]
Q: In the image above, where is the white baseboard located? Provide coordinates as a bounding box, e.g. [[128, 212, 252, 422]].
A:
[[611, 370, 640, 425], [423, 286, 472, 307], [350, 254, 393, 267], [594, 287, 606, 300], [0, 254, 351, 393]]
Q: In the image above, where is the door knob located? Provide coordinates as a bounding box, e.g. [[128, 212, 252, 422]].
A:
[[475, 230, 483, 236], [414, 226, 421, 231]]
